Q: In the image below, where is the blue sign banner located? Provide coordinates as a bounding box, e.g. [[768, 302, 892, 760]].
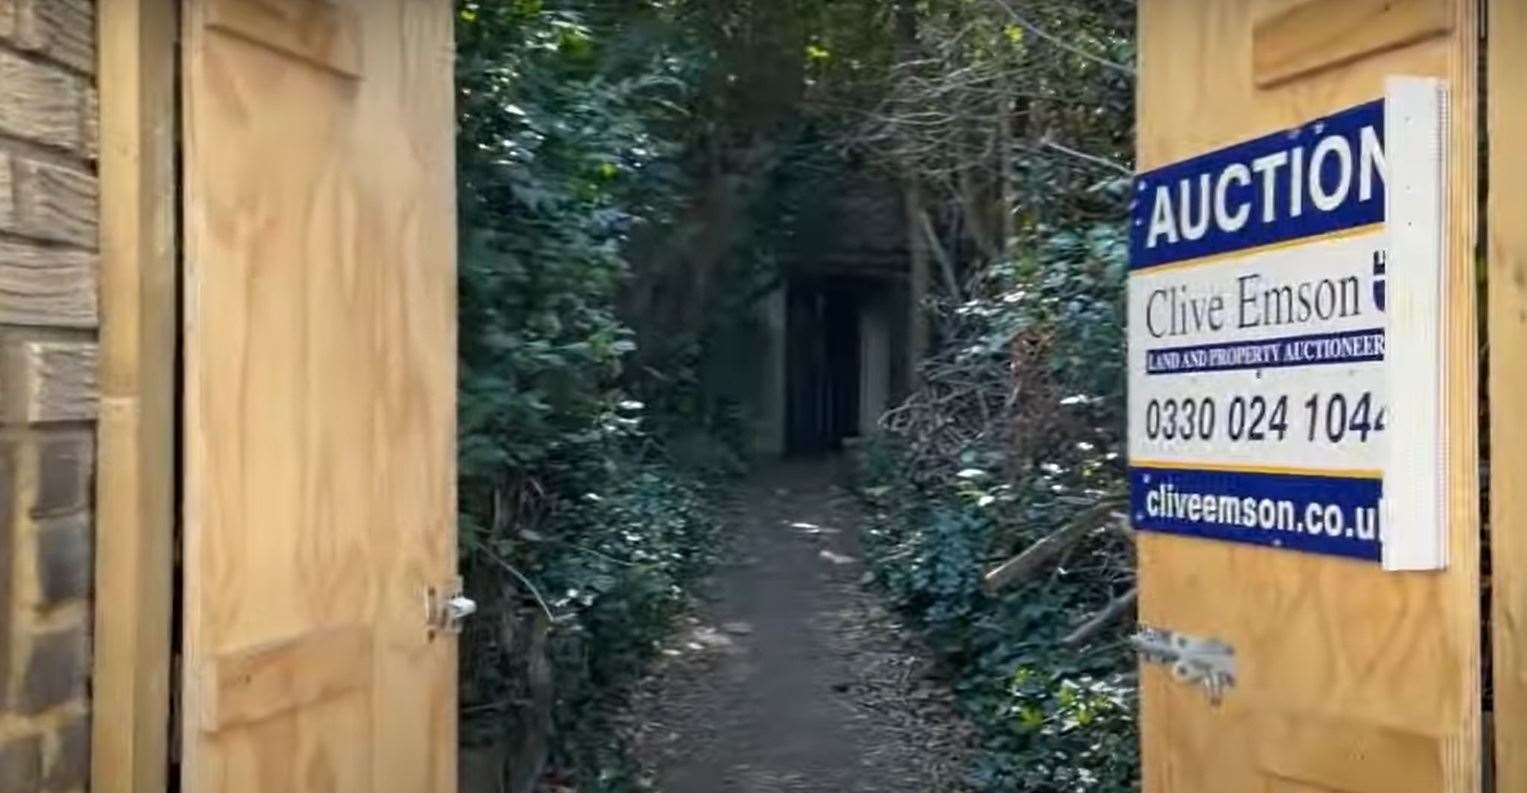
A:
[[1129, 466, 1382, 561], [1144, 327, 1385, 376], [1130, 100, 1385, 270]]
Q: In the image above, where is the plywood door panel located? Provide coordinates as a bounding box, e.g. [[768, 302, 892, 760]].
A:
[[1136, 1, 1479, 791], [1489, 0, 1527, 788], [179, 1, 458, 791], [1251, 0, 1454, 87]]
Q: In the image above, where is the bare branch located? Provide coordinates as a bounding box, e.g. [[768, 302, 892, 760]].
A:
[[988, 0, 1135, 77], [983, 499, 1124, 594], [468, 537, 566, 625], [918, 209, 963, 301], [1040, 139, 1133, 176], [1061, 587, 1139, 647]]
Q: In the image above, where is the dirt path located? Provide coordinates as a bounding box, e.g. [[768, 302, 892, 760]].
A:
[[619, 459, 976, 793]]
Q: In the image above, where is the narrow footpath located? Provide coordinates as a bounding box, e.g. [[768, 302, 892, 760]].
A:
[[618, 459, 976, 793]]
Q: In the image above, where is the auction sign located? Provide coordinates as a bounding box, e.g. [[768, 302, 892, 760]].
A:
[[1128, 81, 1448, 569]]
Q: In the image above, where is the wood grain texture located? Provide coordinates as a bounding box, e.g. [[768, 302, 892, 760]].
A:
[[0, 47, 84, 148], [12, 156, 99, 248], [1136, 2, 1479, 792], [180, 0, 458, 790], [18, 0, 97, 75], [202, 625, 372, 732], [0, 152, 19, 228], [5, 340, 98, 423], [1253, 714, 1443, 793], [0, 241, 97, 328], [1490, 0, 1527, 787], [204, 0, 361, 77], [1253, 0, 1454, 87], [90, 4, 178, 793]]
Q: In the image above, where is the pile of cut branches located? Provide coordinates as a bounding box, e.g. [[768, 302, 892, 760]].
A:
[[873, 216, 1135, 638], [846, 8, 1138, 777], [847, 0, 1137, 642], [856, 220, 1138, 792]]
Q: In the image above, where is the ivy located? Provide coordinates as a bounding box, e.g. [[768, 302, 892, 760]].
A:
[[455, 3, 722, 789], [858, 221, 1138, 793], [454, 1, 1143, 789]]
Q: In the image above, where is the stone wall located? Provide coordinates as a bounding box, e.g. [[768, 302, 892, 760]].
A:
[[0, 2, 98, 791]]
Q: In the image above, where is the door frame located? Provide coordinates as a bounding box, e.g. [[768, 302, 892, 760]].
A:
[[91, 2, 178, 792], [85, 0, 1527, 790]]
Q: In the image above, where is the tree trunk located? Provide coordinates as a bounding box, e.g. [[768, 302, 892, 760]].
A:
[[898, 2, 930, 385], [996, 65, 1016, 259], [918, 208, 962, 301], [905, 181, 931, 386], [958, 166, 999, 261]]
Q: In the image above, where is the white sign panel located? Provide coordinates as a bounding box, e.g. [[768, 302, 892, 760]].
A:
[[1128, 80, 1447, 568]]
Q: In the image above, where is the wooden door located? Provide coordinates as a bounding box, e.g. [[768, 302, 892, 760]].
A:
[[1491, 0, 1527, 788], [1135, 2, 1480, 792], [179, 1, 459, 791]]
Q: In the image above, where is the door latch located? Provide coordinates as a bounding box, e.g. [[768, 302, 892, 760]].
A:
[[426, 579, 477, 636], [1131, 625, 1236, 705]]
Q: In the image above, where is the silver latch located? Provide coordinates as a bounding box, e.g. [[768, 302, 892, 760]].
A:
[[426, 579, 477, 636], [1131, 625, 1236, 705]]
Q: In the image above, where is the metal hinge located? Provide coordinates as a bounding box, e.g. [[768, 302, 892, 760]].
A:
[[1130, 625, 1236, 705], [425, 578, 477, 637]]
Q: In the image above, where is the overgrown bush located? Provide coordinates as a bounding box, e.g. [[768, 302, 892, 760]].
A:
[[858, 220, 1138, 793], [536, 461, 718, 787], [453, 0, 1141, 789], [455, 3, 726, 790], [838, 0, 1138, 785]]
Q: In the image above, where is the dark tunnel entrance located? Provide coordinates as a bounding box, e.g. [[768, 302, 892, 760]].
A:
[[786, 279, 858, 454], [784, 276, 906, 455]]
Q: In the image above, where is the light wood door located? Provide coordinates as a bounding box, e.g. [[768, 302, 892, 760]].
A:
[[1136, 2, 1480, 792], [1491, 0, 1527, 787], [179, 1, 459, 791]]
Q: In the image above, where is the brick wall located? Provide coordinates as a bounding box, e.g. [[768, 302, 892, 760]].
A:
[[0, 2, 98, 791]]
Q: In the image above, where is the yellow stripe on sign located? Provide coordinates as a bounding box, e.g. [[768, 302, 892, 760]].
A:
[[1129, 459, 1383, 481], [1131, 221, 1385, 275]]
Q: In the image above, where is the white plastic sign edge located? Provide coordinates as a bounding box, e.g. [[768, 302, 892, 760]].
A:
[[1381, 76, 1450, 572]]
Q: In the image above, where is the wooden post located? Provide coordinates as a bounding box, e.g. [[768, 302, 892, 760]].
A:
[[91, 2, 178, 791]]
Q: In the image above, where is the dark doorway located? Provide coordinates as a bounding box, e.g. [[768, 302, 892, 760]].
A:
[[786, 278, 862, 454]]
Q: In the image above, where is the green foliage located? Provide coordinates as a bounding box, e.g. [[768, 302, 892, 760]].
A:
[[857, 219, 1137, 793], [841, 1, 1139, 782], [455, 2, 728, 789], [861, 452, 1138, 792], [988, 668, 1138, 791], [456, 0, 695, 504], [460, 452, 717, 790], [453, 1, 1141, 790], [871, 502, 991, 650], [537, 464, 717, 786]]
